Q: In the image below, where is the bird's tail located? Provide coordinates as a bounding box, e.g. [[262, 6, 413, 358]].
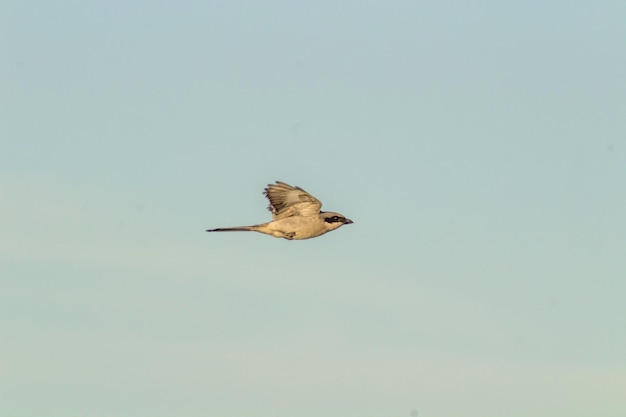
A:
[[205, 226, 257, 233]]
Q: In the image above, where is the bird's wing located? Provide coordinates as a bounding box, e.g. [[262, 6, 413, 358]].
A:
[[264, 181, 322, 220]]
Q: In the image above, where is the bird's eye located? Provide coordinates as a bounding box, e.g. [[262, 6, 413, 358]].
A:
[[325, 215, 342, 224]]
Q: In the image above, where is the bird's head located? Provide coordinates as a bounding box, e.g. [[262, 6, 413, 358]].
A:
[[320, 211, 353, 232]]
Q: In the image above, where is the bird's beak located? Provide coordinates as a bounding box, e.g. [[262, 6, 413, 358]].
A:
[[344, 218, 353, 224]]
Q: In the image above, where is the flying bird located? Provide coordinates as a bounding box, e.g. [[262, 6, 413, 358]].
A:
[[206, 181, 353, 240]]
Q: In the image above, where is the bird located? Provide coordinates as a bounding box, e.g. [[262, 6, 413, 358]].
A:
[[205, 181, 353, 240]]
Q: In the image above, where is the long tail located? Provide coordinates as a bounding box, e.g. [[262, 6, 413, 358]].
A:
[[206, 226, 257, 233]]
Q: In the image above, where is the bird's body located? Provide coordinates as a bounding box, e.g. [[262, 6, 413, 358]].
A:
[[206, 181, 353, 240]]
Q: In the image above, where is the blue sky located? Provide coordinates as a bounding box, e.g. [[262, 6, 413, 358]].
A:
[[1, 2, 625, 416]]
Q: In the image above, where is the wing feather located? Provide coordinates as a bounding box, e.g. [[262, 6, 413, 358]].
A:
[[263, 181, 322, 220]]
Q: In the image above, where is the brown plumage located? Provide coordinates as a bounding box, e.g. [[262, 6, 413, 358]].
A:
[[206, 181, 353, 240]]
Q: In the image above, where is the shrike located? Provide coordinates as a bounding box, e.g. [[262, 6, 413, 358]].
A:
[[205, 181, 353, 240]]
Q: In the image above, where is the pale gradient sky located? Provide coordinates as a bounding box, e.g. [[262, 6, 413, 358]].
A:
[[2, 2, 626, 417]]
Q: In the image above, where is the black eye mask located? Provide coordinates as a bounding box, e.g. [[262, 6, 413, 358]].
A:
[[324, 216, 343, 224]]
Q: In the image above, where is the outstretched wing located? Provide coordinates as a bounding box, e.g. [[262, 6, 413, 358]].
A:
[[264, 181, 322, 220]]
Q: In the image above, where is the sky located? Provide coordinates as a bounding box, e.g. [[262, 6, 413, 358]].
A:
[[1, 1, 625, 416]]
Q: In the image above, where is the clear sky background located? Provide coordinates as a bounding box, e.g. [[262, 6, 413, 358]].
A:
[[2, 2, 625, 417]]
